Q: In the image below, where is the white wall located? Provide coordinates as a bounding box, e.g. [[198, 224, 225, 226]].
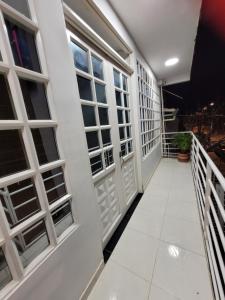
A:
[[93, 0, 162, 189], [7, 1, 103, 299], [5, 1, 161, 299]]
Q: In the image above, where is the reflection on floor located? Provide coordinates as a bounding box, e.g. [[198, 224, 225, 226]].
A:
[[88, 158, 214, 300]]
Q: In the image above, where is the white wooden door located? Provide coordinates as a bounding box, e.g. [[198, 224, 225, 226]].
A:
[[110, 66, 137, 206], [66, 29, 138, 246]]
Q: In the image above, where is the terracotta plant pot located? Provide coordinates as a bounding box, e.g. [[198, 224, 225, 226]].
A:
[[177, 152, 190, 162]]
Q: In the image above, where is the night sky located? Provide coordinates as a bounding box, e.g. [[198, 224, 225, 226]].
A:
[[163, 0, 225, 115]]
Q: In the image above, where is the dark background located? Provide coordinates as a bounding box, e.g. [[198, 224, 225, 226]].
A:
[[163, 0, 225, 115]]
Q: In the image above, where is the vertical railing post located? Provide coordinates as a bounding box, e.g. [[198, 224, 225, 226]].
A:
[[195, 142, 200, 188], [190, 135, 195, 173], [204, 162, 212, 240]]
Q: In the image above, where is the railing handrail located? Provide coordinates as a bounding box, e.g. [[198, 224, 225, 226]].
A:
[[162, 131, 192, 135], [162, 130, 225, 300], [191, 134, 225, 190]]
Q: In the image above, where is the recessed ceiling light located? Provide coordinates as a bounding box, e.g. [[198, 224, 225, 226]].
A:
[[165, 57, 179, 67]]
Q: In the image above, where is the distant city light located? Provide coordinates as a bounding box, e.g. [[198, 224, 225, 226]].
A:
[[165, 57, 179, 67]]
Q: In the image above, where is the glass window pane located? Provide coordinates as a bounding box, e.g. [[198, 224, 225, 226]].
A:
[[128, 141, 133, 153], [51, 201, 74, 237], [115, 91, 122, 106], [5, 18, 41, 72], [113, 69, 120, 88], [2, 0, 30, 18], [122, 75, 127, 91], [125, 111, 130, 123], [104, 149, 114, 167], [121, 143, 126, 157], [119, 127, 125, 140], [14, 220, 49, 268], [42, 167, 67, 204], [0, 130, 28, 178], [124, 94, 128, 107], [0, 74, 16, 120], [0, 248, 12, 289], [77, 75, 92, 101], [95, 83, 106, 103], [0, 178, 40, 228], [81, 105, 96, 127], [126, 126, 131, 138], [90, 154, 103, 175], [70, 41, 89, 73], [86, 131, 99, 152], [117, 110, 123, 124], [92, 55, 103, 79], [98, 107, 109, 125], [31, 128, 59, 165], [20, 79, 50, 120], [101, 129, 111, 146]]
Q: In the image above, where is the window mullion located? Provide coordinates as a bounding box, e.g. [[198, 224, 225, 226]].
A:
[[0, 201, 23, 280], [33, 174, 57, 246]]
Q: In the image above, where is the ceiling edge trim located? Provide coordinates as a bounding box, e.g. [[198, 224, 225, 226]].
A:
[[87, 0, 133, 55], [63, 3, 133, 75]]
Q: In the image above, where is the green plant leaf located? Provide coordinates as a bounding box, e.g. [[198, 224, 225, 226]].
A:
[[173, 133, 192, 152]]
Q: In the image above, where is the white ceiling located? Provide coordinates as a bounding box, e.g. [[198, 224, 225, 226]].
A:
[[109, 0, 202, 84]]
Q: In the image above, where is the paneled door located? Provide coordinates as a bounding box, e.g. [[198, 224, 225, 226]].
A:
[[67, 29, 138, 246], [111, 67, 137, 205]]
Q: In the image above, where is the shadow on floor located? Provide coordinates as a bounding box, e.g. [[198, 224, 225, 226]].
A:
[[103, 193, 143, 263]]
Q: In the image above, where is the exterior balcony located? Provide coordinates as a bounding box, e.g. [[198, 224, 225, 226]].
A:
[[88, 133, 224, 300]]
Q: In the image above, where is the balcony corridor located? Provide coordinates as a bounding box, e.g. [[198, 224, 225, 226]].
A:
[[88, 158, 213, 300]]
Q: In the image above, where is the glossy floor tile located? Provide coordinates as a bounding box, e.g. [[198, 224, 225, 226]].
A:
[[88, 260, 150, 300], [152, 241, 213, 300], [87, 159, 213, 300], [169, 187, 196, 203], [137, 194, 168, 215], [128, 208, 164, 238], [111, 227, 159, 281], [160, 216, 205, 256], [149, 284, 179, 300], [165, 198, 200, 223]]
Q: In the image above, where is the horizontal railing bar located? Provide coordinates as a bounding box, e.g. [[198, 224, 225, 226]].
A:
[[14, 197, 37, 209], [209, 180, 225, 222], [198, 155, 207, 174], [46, 183, 65, 194], [209, 197, 225, 252], [206, 241, 220, 300], [198, 167, 206, 188], [192, 134, 225, 190], [43, 172, 63, 182], [206, 227, 225, 300], [9, 184, 34, 196], [208, 223, 224, 281]]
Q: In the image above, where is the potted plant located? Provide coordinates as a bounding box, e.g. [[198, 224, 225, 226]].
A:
[[173, 132, 192, 162]]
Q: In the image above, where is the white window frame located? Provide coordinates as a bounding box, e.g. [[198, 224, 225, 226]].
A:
[[67, 30, 116, 183], [0, 1, 77, 297], [137, 60, 161, 159], [113, 65, 134, 162]]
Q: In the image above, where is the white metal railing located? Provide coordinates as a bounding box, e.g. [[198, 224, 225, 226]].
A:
[[161, 131, 189, 157], [162, 132, 225, 300]]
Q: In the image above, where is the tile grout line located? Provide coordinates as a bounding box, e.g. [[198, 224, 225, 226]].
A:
[[146, 182, 171, 299], [109, 257, 150, 284], [152, 283, 181, 300]]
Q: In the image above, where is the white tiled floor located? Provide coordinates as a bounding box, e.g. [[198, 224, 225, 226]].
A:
[[88, 159, 214, 300]]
